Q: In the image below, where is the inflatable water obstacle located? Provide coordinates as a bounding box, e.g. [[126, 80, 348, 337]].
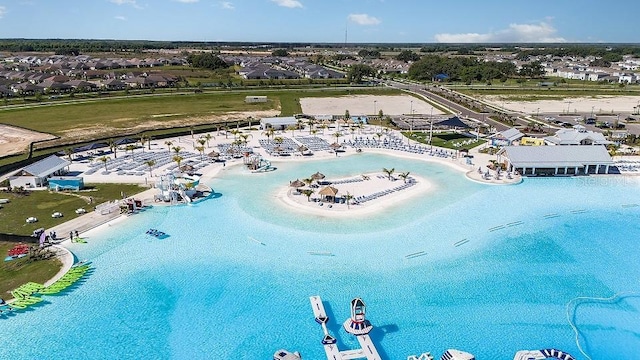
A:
[[146, 229, 168, 238]]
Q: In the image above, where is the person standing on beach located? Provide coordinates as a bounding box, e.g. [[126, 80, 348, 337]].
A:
[[69, 231, 74, 242]]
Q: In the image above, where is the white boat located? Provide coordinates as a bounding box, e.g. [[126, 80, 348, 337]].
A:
[[273, 349, 301, 360], [441, 349, 475, 360], [513, 349, 576, 360]]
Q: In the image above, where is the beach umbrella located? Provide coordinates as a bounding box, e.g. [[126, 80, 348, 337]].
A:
[[330, 142, 342, 150], [208, 151, 220, 158], [180, 164, 195, 172], [290, 179, 305, 188], [311, 171, 325, 180]]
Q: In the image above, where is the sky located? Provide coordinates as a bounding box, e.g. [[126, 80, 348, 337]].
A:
[[0, 0, 639, 43]]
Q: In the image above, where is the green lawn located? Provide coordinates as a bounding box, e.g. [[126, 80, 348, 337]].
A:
[[403, 131, 486, 150], [0, 183, 148, 236], [0, 92, 275, 136], [0, 241, 62, 300]]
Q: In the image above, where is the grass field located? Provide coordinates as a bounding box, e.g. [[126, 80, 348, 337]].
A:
[[0, 88, 401, 136], [403, 131, 486, 150], [0, 183, 148, 236], [0, 241, 62, 300]]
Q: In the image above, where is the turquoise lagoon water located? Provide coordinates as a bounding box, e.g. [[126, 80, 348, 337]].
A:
[[3, 153, 640, 359]]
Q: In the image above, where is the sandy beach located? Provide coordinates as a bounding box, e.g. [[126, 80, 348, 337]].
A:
[[276, 172, 433, 218], [300, 94, 446, 116]]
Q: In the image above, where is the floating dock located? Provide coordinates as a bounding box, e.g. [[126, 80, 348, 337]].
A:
[[309, 296, 381, 360]]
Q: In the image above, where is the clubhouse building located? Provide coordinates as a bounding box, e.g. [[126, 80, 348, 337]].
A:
[[498, 145, 614, 176]]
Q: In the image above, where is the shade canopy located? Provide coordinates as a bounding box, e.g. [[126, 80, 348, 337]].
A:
[[290, 179, 305, 188], [435, 116, 471, 129]]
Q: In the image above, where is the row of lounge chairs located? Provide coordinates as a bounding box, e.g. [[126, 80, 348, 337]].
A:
[[352, 179, 416, 204], [295, 136, 331, 151], [1, 263, 91, 313], [259, 138, 299, 155]]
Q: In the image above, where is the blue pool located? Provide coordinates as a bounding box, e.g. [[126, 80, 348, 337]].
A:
[[2, 153, 640, 360]]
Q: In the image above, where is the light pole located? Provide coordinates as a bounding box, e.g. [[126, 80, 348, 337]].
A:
[[536, 107, 540, 119], [591, 106, 595, 119], [566, 101, 572, 114], [429, 106, 434, 152]]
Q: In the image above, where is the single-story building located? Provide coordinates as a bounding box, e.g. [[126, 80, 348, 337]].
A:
[[245, 95, 268, 103], [9, 155, 71, 188], [491, 128, 524, 147], [544, 125, 611, 146], [260, 116, 298, 130], [497, 145, 614, 176]]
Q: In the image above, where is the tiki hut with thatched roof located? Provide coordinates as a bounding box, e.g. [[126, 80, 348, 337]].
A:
[[290, 179, 305, 193], [311, 171, 325, 181], [318, 186, 339, 203]]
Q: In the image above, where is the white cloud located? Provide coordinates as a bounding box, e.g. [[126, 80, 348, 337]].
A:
[[0, 6, 6, 19], [220, 1, 234, 10], [271, 0, 303, 9], [434, 22, 566, 43], [109, 0, 142, 9], [175, 0, 199, 3], [348, 14, 381, 26], [115, 15, 127, 21]]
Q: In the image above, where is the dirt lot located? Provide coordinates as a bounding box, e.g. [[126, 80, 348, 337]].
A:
[[300, 95, 446, 116], [0, 125, 57, 156]]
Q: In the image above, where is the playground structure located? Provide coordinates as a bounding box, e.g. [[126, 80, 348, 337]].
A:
[[244, 154, 275, 173], [154, 173, 212, 204]]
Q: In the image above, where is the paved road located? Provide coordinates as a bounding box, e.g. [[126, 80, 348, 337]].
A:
[[385, 80, 512, 132]]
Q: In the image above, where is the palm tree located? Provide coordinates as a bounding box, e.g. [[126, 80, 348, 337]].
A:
[[64, 147, 74, 163], [145, 159, 156, 177], [139, 134, 148, 153], [302, 189, 314, 202], [398, 171, 410, 184], [273, 136, 284, 145], [125, 144, 136, 159], [344, 109, 350, 121], [98, 156, 109, 171], [310, 129, 318, 137], [382, 167, 395, 180], [197, 138, 206, 148], [375, 132, 383, 142], [195, 145, 205, 161], [239, 133, 252, 146], [303, 178, 314, 187], [320, 124, 328, 135], [230, 129, 241, 141], [307, 119, 316, 134], [173, 155, 183, 168], [108, 139, 118, 158], [203, 133, 213, 148], [345, 192, 354, 209], [262, 128, 275, 140], [189, 125, 195, 139], [286, 124, 297, 137], [333, 132, 342, 143], [164, 140, 173, 153], [172, 146, 183, 155]]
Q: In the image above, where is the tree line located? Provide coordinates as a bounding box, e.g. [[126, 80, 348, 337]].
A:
[[186, 53, 229, 70], [407, 55, 544, 83]]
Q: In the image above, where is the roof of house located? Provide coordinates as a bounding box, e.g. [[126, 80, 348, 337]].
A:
[[501, 145, 613, 168], [18, 155, 71, 178], [544, 126, 610, 145], [493, 128, 524, 142]]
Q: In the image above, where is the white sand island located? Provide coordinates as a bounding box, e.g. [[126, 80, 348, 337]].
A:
[[277, 171, 432, 217]]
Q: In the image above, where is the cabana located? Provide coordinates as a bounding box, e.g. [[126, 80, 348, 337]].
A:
[[318, 186, 339, 203]]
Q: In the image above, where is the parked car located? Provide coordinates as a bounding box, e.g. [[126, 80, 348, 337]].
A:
[[585, 117, 597, 124]]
